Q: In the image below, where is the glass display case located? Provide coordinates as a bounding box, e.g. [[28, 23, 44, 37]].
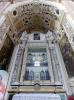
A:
[[24, 48, 50, 81]]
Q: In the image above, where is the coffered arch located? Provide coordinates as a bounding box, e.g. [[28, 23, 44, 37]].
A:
[[5, 1, 63, 44]]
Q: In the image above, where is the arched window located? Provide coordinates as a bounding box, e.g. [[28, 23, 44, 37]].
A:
[[40, 71, 45, 80], [45, 70, 50, 80], [24, 70, 29, 80], [29, 71, 34, 80]]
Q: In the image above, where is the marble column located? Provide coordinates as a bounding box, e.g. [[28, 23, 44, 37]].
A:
[[19, 32, 28, 83], [10, 32, 28, 84], [20, 47, 28, 83], [10, 44, 24, 84], [49, 45, 60, 83], [46, 33, 54, 83], [47, 46, 54, 83]]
